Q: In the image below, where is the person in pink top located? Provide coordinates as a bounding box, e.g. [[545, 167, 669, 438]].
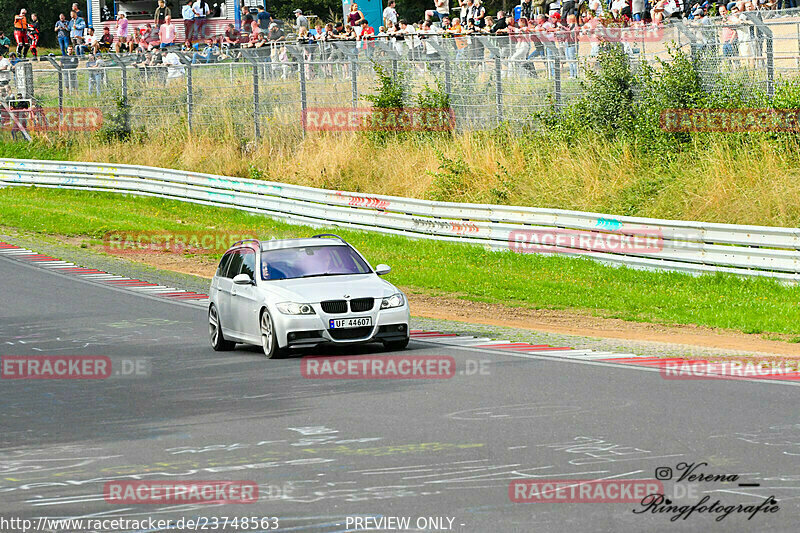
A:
[[159, 15, 176, 48], [115, 12, 129, 52]]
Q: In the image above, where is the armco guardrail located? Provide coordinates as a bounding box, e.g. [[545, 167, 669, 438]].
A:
[[2, 158, 799, 281]]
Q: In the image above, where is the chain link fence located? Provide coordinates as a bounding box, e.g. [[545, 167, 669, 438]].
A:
[[7, 10, 800, 139]]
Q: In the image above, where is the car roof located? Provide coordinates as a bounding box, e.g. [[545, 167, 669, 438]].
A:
[[259, 237, 348, 252]]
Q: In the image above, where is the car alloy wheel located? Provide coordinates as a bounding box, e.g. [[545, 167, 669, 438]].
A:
[[209, 304, 235, 351], [260, 309, 284, 359]]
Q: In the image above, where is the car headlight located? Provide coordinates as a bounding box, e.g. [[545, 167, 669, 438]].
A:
[[380, 293, 405, 309], [276, 302, 316, 315]]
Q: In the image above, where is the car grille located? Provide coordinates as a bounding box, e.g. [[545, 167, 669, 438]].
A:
[[321, 300, 348, 314], [350, 298, 374, 312], [328, 326, 373, 340]]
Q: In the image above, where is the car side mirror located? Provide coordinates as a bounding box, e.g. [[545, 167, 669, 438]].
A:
[[375, 264, 391, 276], [232, 273, 254, 285]]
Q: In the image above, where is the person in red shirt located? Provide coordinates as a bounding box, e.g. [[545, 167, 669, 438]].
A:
[[14, 9, 28, 57]]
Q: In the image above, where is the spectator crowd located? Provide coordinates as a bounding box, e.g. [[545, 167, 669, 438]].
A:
[[0, 0, 792, 102]]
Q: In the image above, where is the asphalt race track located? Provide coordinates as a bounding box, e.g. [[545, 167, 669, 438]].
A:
[[2, 252, 800, 532]]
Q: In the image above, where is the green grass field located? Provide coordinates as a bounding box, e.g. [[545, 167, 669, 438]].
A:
[[2, 186, 800, 337]]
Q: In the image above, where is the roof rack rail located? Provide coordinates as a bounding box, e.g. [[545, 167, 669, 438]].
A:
[[312, 234, 346, 242], [233, 239, 261, 247]]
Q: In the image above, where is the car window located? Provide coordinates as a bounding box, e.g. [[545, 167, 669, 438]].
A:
[[240, 249, 256, 280], [261, 245, 371, 280], [224, 250, 244, 279], [216, 252, 233, 277]]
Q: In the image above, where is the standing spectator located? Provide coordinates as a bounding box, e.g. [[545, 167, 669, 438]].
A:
[[182, 0, 195, 43], [69, 10, 87, 56], [159, 15, 177, 47], [154, 0, 171, 28], [358, 18, 376, 55], [87, 53, 104, 96], [434, 0, 450, 21], [295, 9, 310, 31], [71, 3, 82, 20], [563, 13, 578, 78], [27, 13, 40, 59], [471, 0, 486, 28], [54, 14, 71, 55], [256, 6, 271, 36], [193, 0, 210, 40], [347, 5, 363, 28], [14, 9, 28, 58], [384, 0, 398, 27], [0, 32, 10, 56], [61, 46, 79, 92], [520, 0, 533, 19], [115, 13, 129, 53]]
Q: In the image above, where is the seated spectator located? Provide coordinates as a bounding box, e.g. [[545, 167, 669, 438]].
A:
[[191, 38, 219, 63], [96, 27, 114, 53], [85, 27, 99, 53], [222, 24, 241, 48], [159, 16, 177, 47], [267, 22, 285, 42], [9, 52, 21, 66]]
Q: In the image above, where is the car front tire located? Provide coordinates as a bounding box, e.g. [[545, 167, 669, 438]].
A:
[[209, 304, 235, 351], [260, 309, 285, 359]]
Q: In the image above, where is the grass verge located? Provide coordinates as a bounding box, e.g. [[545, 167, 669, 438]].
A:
[[2, 186, 799, 337]]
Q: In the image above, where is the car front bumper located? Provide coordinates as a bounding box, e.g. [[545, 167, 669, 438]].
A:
[[272, 305, 410, 349]]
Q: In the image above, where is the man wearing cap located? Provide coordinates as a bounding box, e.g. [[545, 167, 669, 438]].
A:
[[295, 9, 309, 31]]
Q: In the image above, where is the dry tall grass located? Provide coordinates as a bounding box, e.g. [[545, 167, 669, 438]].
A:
[[71, 130, 800, 228]]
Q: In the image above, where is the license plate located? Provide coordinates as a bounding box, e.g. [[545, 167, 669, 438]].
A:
[[329, 317, 372, 329]]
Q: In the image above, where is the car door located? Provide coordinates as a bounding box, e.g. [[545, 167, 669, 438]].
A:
[[218, 250, 243, 339], [231, 248, 260, 341]]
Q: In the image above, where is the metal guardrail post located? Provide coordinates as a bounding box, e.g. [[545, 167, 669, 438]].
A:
[[45, 56, 64, 117], [495, 57, 503, 126], [298, 52, 307, 122], [186, 64, 193, 132], [444, 58, 451, 96], [554, 49, 562, 111], [252, 63, 260, 140], [351, 59, 358, 108], [392, 59, 398, 80], [746, 12, 775, 99]]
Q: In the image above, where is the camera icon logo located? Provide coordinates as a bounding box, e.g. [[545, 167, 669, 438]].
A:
[[655, 467, 673, 480]]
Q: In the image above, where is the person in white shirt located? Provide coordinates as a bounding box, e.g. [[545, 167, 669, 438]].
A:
[[383, 0, 398, 27], [434, 0, 450, 21], [159, 15, 177, 47], [192, 0, 210, 40]]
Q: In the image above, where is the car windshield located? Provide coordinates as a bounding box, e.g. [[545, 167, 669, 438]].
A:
[[261, 245, 372, 280]]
